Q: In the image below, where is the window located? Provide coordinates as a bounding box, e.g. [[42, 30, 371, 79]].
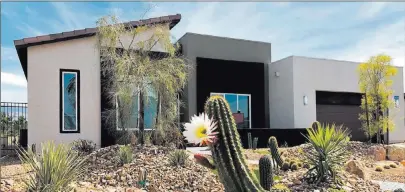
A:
[[60, 69, 80, 133], [116, 87, 158, 130], [210, 93, 251, 129]]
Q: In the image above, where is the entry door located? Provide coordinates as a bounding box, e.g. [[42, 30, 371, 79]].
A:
[[210, 93, 251, 128]]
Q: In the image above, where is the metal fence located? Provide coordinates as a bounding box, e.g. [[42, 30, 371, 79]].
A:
[[1, 102, 28, 151]]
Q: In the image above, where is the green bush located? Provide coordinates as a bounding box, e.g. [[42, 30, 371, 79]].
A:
[[384, 165, 391, 169], [390, 164, 397, 168], [302, 122, 350, 185], [168, 149, 189, 167], [71, 139, 96, 156], [17, 142, 86, 192], [119, 145, 133, 165], [375, 166, 383, 172]]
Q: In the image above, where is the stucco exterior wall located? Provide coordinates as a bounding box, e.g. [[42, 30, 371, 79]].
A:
[[178, 33, 272, 122], [291, 56, 404, 143], [268, 57, 295, 128], [28, 36, 101, 148]]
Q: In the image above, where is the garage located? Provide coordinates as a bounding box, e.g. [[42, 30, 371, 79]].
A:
[[315, 91, 367, 142]]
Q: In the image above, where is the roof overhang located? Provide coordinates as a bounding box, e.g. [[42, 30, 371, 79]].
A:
[[14, 14, 181, 79]]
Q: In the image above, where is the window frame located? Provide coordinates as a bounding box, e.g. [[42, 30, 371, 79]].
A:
[[210, 92, 252, 129], [60, 69, 80, 133], [115, 90, 159, 131]]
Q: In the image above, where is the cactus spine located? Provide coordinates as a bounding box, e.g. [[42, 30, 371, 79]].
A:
[[268, 136, 283, 168], [205, 96, 267, 192], [259, 155, 274, 190]]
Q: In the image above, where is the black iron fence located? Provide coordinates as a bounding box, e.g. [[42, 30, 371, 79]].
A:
[[1, 102, 28, 151]]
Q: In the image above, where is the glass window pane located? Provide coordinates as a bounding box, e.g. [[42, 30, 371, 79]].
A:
[[144, 89, 158, 129], [238, 95, 250, 128], [225, 94, 237, 113], [63, 72, 77, 131], [117, 95, 138, 129]]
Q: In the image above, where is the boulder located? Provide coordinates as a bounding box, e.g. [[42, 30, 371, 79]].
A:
[[387, 144, 405, 161], [368, 145, 386, 161], [345, 160, 369, 180]]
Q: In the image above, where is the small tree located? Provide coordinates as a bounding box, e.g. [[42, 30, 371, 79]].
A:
[[357, 54, 397, 144], [96, 13, 191, 146]]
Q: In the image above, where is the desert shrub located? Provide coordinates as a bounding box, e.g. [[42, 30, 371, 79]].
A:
[[17, 142, 86, 192], [375, 166, 383, 172], [271, 183, 291, 192], [394, 188, 405, 192], [281, 162, 290, 171], [390, 163, 397, 168], [383, 165, 391, 169], [168, 149, 189, 167], [71, 139, 96, 156], [291, 163, 298, 171], [303, 122, 350, 185], [118, 145, 133, 165], [395, 161, 400, 165]]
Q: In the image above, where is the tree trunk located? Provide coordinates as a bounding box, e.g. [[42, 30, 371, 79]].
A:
[[365, 93, 371, 143], [139, 91, 145, 145]]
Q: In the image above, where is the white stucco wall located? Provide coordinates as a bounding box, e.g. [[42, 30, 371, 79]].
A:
[[28, 36, 101, 148], [26, 27, 166, 149], [291, 56, 404, 143], [269, 56, 295, 128], [178, 33, 272, 121]]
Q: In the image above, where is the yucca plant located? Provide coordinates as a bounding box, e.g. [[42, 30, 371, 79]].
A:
[[17, 141, 86, 192], [302, 121, 350, 185], [168, 149, 189, 167]]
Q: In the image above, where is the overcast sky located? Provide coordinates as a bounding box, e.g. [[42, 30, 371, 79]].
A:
[[1, 2, 404, 102]]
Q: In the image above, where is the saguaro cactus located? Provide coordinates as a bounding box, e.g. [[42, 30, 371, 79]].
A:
[[268, 136, 283, 168], [204, 96, 267, 192], [259, 155, 274, 190]]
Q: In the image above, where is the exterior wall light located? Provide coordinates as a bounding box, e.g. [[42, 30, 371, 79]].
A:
[[275, 72, 280, 77], [303, 95, 308, 105]]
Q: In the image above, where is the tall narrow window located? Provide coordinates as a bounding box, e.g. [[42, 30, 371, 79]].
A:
[[210, 93, 251, 129], [60, 69, 80, 133]]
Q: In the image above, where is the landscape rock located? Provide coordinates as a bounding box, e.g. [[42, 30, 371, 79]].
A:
[[369, 145, 386, 161], [387, 144, 405, 161], [345, 160, 369, 180]]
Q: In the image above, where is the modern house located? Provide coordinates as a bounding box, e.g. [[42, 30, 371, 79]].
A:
[[13, 14, 405, 149]]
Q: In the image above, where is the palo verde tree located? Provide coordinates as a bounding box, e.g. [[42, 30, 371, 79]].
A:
[[96, 14, 191, 146], [357, 54, 397, 144]]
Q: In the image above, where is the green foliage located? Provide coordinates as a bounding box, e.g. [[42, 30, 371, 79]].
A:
[[204, 96, 266, 191], [327, 188, 346, 192], [17, 142, 86, 192], [390, 163, 397, 168], [375, 166, 383, 172], [96, 13, 191, 146], [271, 183, 290, 192], [168, 149, 189, 167], [357, 54, 398, 143], [268, 136, 283, 169], [302, 121, 350, 185], [259, 155, 273, 190], [118, 145, 133, 165], [71, 139, 96, 156]]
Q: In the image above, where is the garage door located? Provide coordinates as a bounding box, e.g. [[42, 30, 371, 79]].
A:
[[316, 104, 367, 142]]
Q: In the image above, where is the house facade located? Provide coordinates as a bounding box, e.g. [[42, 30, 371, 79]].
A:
[[13, 14, 405, 149]]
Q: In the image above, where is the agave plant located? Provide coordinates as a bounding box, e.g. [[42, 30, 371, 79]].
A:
[[18, 141, 86, 192], [302, 121, 350, 185]]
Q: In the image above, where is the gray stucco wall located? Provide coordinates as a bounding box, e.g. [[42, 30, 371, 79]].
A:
[[268, 56, 295, 128], [178, 33, 272, 122], [291, 56, 404, 143]]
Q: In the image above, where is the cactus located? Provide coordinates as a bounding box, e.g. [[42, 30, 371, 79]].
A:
[[259, 155, 274, 190], [253, 137, 259, 150], [137, 168, 148, 188], [248, 133, 253, 149], [268, 136, 283, 168], [204, 96, 267, 192]]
